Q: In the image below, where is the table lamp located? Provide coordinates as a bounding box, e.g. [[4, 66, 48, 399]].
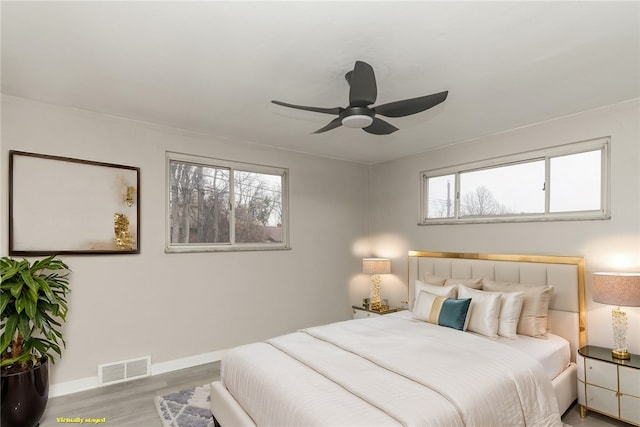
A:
[[592, 272, 640, 360], [363, 258, 391, 311]]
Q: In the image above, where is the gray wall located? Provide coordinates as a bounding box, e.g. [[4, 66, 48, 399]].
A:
[[2, 94, 638, 392], [0, 95, 369, 392]]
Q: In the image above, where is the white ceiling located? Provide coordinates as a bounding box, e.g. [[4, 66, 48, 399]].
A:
[[2, 1, 639, 165]]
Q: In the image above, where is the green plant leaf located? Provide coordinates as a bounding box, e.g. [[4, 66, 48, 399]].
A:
[[29, 338, 62, 362], [9, 283, 23, 299], [0, 313, 18, 353], [0, 292, 11, 315], [51, 328, 64, 341], [46, 258, 69, 271], [35, 277, 55, 301], [42, 312, 62, 327], [24, 297, 37, 319], [14, 340, 38, 365], [0, 354, 32, 368], [15, 295, 25, 314], [0, 266, 19, 283], [29, 256, 49, 272], [28, 338, 47, 354], [26, 287, 38, 303], [32, 310, 43, 330], [17, 313, 31, 341], [0, 258, 28, 283], [20, 270, 40, 293]]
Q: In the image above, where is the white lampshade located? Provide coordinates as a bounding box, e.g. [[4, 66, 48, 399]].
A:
[[593, 273, 640, 307], [592, 272, 640, 360], [362, 258, 391, 275]]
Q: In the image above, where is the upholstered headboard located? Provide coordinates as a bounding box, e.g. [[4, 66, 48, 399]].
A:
[[408, 251, 586, 362]]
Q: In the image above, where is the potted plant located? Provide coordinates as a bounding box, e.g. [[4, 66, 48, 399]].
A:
[[1, 255, 70, 427]]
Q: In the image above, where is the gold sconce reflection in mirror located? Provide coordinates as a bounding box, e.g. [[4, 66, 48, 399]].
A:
[[114, 213, 133, 250], [125, 186, 136, 207]]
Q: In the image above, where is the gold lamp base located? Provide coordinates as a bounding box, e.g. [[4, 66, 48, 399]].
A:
[[370, 274, 382, 311], [611, 349, 630, 360], [610, 307, 630, 360]]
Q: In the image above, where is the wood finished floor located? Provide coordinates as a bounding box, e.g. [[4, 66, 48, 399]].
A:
[[39, 361, 220, 427], [39, 360, 632, 427]]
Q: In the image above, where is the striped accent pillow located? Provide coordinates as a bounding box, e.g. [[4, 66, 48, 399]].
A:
[[413, 290, 471, 331]]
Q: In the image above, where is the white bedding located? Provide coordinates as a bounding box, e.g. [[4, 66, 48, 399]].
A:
[[391, 310, 571, 381], [221, 314, 563, 426], [493, 330, 570, 381]]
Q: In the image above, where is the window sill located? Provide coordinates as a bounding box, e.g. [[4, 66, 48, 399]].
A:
[[418, 212, 611, 226], [165, 244, 291, 254]]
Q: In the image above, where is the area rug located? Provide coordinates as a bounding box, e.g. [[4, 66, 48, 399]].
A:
[[155, 384, 214, 427]]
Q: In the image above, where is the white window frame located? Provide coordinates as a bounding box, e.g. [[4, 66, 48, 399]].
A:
[[166, 152, 290, 252], [419, 137, 610, 225]]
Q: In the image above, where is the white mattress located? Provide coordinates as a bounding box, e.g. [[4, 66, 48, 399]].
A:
[[493, 331, 570, 380], [392, 310, 571, 381], [221, 313, 562, 426]]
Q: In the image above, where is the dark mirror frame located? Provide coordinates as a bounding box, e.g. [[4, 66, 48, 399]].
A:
[[9, 150, 140, 255]]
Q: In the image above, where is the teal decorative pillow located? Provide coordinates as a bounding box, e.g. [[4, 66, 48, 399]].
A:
[[412, 290, 471, 331]]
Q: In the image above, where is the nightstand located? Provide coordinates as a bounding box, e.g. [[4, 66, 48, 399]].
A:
[[577, 345, 640, 426], [352, 305, 404, 319]]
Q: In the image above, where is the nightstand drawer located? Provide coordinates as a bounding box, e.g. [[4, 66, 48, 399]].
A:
[[620, 394, 640, 425], [586, 384, 618, 418], [585, 358, 618, 390], [620, 366, 640, 397], [352, 309, 379, 319]]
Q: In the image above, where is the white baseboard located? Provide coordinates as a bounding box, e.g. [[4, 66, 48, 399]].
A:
[[151, 349, 226, 376], [49, 349, 227, 398], [49, 376, 98, 398]]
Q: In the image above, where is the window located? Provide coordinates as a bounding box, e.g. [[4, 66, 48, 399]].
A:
[[421, 138, 609, 224], [549, 150, 602, 213], [167, 153, 289, 252], [426, 174, 456, 219], [459, 160, 545, 217]]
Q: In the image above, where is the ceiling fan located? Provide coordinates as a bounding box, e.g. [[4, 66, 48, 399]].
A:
[[271, 60, 448, 135]]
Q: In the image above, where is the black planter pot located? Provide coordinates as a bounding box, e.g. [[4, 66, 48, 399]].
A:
[[1, 357, 49, 427]]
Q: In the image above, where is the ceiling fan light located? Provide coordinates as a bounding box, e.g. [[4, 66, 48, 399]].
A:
[[342, 114, 373, 129]]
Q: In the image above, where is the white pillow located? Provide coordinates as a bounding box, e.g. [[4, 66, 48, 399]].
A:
[[422, 273, 447, 286], [497, 291, 524, 339], [412, 291, 471, 331], [445, 278, 482, 289], [413, 280, 457, 311], [457, 285, 501, 338], [482, 279, 553, 338]]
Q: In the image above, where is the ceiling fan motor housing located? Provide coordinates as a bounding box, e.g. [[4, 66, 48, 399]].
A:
[[340, 107, 374, 128]]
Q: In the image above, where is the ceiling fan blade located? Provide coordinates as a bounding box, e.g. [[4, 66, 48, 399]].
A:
[[271, 100, 343, 115], [363, 117, 399, 135], [374, 91, 448, 118], [348, 61, 377, 107], [345, 70, 353, 85], [312, 117, 343, 134]]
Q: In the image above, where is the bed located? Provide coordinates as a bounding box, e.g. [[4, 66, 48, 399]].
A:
[[210, 251, 586, 426]]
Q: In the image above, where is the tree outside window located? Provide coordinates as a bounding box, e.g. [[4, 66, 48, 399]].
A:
[[167, 154, 288, 252]]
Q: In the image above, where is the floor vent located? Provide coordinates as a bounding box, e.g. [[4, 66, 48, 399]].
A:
[[98, 356, 151, 386]]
